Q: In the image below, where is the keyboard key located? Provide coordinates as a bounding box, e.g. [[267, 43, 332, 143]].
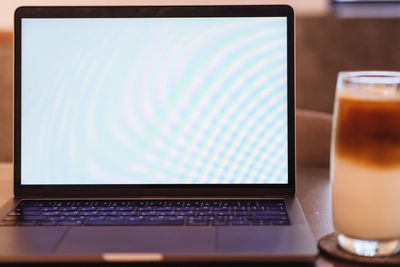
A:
[[235, 211, 253, 216], [147, 220, 184, 226], [39, 221, 58, 226], [109, 216, 126, 221], [84, 220, 184, 226], [148, 216, 167, 221], [21, 216, 47, 221], [55, 201, 72, 207], [197, 211, 214, 216], [212, 221, 229, 226], [48, 216, 66, 221], [119, 211, 135, 216], [227, 216, 245, 221], [247, 215, 288, 221], [62, 211, 79, 216], [22, 211, 41, 216], [115, 207, 133, 211], [79, 207, 97, 211], [215, 211, 232, 216], [20, 207, 41, 211], [95, 201, 111, 207], [187, 216, 206, 222], [176, 211, 195, 216], [59, 221, 83, 226], [167, 216, 184, 221], [174, 207, 193, 211], [60, 207, 78, 211], [154, 207, 172, 211], [111, 201, 129, 207], [207, 201, 220, 207], [158, 211, 176, 216], [269, 206, 285, 211], [87, 216, 106, 221], [68, 216, 87, 221], [138, 211, 157, 216], [18, 221, 37, 226], [137, 207, 152, 211], [134, 201, 147, 207], [187, 221, 209, 226], [148, 201, 164, 207], [74, 201, 91, 207], [42, 207, 59, 211], [42, 211, 60, 216], [98, 207, 114, 211], [213, 207, 230, 211], [232, 221, 250, 226], [99, 211, 118, 216], [127, 216, 145, 221], [80, 211, 98, 216], [255, 211, 287, 216]]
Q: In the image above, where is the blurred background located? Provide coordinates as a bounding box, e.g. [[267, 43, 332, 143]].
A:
[[0, 0, 399, 163]]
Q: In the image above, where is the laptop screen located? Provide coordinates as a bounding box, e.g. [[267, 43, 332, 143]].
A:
[[20, 17, 288, 185]]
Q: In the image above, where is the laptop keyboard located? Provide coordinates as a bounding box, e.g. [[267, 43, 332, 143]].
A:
[[0, 200, 290, 227]]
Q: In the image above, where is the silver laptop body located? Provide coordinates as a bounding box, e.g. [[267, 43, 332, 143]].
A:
[[0, 5, 317, 263]]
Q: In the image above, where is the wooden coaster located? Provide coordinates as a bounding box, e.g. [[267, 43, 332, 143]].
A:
[[318, 233, 400, 265]]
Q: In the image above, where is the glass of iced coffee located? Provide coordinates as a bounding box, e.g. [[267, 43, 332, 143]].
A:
[[331, 71, 400, 257]]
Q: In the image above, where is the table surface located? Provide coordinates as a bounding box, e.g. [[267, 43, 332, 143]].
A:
[[0, 162, 366, 266]]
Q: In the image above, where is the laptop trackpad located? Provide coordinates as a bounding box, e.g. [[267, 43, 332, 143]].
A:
[[55, 227, 216, 254]]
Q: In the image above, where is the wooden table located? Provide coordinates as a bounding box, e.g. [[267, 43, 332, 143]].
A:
[[0, 162, 366, 266], [0, 163, 13, 207]]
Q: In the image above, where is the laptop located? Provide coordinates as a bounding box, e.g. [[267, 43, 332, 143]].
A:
[[0, 5, 317, 263]]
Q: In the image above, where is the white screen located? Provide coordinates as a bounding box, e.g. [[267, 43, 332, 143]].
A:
[[21, 17, 288, 185]]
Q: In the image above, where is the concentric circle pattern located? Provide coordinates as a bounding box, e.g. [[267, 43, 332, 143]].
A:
[[21, 17, 288, 185]]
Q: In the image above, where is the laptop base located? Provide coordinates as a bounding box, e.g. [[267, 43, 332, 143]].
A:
[[0, 197, 317, 263]]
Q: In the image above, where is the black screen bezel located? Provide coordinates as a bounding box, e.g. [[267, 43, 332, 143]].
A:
[[14, 5, 295, 198]]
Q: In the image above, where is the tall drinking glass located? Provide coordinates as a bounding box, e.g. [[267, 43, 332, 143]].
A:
[[331, 71, 400, 257]]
